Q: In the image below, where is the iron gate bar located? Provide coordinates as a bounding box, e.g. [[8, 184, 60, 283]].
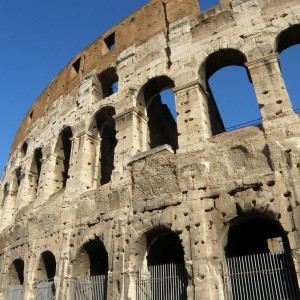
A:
[[7, 285, 23, 300], [75, 274, 107, 300], [223, 251, 300, 300], [136, 263, 187, 300]]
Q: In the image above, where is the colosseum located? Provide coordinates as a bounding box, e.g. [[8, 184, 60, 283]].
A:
[[1, 0, 300, 299]]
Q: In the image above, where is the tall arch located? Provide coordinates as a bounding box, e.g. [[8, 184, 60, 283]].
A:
[[73, 238, 108, 299], [54, 126, 73, 189], [135, 227, 187, 300], [35, 251, 56, 299], [137, 76, 178, 152], [29, 147, 42, 200], [89, 106, 117, 185], [277, 25, 300, 111], [200, 49, 260, 134], [7, 259, 24, 299], [223, 213, 300, 299]]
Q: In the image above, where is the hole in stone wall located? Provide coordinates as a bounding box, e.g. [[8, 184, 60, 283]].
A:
[[72, 58, 81, 74], [104, 32, 116, 51]]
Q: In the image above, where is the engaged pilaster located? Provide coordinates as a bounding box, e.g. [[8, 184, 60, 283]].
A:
[[246, 53, 299, 134], [174, 80, 211, 152]]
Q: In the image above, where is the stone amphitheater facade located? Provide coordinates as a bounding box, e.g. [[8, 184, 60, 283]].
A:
[[1, 0, 300, 299]]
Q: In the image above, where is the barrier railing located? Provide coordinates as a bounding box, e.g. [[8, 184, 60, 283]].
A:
[[223, 251, 300, 300], [75, 275, 108, 300], [7, 285, 23, 300], [136, 263, 187, 300], [35, 279, 55, 300]]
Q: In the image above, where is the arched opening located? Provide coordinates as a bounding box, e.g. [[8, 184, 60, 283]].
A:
[[202, 49, 260, 134], [13, 167, 22, 196], [89, 107, 117, 186], [223, 214, 300, 299], [54, 126, 73, 189], [7, 259, 24, 299], [138, 76, 178, 152], [136, 227, 187, 300], [29, 148, 42, 199], [74, 239, 108, 299], [35, 251, 56, 299], [2, 183, 9, 205], [98, 67, 118, 99], [277, 25, 300, 112], [20, 141, 28, 158]]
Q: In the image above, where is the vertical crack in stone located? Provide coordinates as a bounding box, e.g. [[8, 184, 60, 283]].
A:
[[162, 2, 172, 69]]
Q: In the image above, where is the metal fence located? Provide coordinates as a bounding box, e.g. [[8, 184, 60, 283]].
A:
[[7, 285, 23, 300], [35, 280, 55, 300], [75, 274, 108, 300], [223, 251, 300, 300], [136, 263, 187, 300]]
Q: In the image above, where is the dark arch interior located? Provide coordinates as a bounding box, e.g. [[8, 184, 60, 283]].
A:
[[225, 216, 290, 258], [143, 76, 178, 151], [84, 239, 108, 276], [41, 251, 56, 279], [10, 259, 24, 285], [277, 24, 300, 53], [98, 67, 118, 98], [57, 127, 73, 187], [31, 148, 42, 185], [93, 107, 117, 185], [147, 228, 184, 266]]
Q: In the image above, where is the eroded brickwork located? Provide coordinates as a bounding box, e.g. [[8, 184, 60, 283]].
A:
[[1, 0, 300, 299]]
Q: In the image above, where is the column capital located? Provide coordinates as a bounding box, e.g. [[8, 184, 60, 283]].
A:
[[75, 130, 100, 142], [114, 106, 148, 123], [245, 53, 279, 69], [172, 80, 201, 93]]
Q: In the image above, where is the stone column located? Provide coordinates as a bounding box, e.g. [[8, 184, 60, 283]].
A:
[[173, 80, 211, 153], [245, 53, 299, 133], [36, 153, 59, 204], [113, 107, 148, 181], [65, 131, 100, 194], [16, 171, 37, 211], [1, 188, 17, 230]]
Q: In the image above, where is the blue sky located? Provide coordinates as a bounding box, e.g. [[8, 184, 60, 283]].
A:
[[0, 0, 298, 178]]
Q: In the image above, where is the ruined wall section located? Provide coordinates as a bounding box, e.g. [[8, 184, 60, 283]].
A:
[[1, 0, 300, 299]]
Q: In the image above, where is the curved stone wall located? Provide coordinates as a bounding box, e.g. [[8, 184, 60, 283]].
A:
[[1, 0, 300, 299]]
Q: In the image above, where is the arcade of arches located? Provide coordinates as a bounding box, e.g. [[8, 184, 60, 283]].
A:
[[1, 0, 300, 299]]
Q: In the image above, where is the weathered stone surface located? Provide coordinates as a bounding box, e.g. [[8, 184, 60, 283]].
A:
[[1, 0, 300, 299]]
